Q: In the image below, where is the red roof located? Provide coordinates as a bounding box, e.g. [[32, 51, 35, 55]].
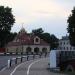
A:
[[7, 30, 49, 47]]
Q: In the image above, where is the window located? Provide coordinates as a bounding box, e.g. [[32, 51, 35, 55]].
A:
[[34, 36, 40, 44], [64, 42, 65, 45], [34, 47, 39, 54], [26, 47, 32, 53], [70, 47, 72, 50], [42, 48, 47, 53], [64, 47, 65, 50], [67, 47, 68, 50], [36, 38, 39, 42]]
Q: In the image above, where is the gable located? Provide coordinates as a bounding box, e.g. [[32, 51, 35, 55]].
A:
[[34, 36, 40, 44]]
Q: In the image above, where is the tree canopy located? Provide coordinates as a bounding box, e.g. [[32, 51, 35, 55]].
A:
[[0, 6, 15, 47], [32, 28, 59, 49], [67, 7, 75, 46], [32, 28, 43, 36], [50, 34, 59, 49]]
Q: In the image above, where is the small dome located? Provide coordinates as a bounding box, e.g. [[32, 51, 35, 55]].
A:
[[19, 27, 27, 33]]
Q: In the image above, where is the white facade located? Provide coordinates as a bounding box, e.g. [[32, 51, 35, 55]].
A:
[[6, 45, 50, 53], [58, 36, 75, 50]]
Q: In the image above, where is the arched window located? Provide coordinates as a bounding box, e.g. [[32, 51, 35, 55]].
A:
[[26, 47, 32, 53], [36, 38, 39, 42], [42, 48, 47, 53], [34, 47, 39, 54], [34, 36, 40, 44]]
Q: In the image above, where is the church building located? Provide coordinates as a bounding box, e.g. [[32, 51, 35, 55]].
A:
[[6, 28, 50, 54]]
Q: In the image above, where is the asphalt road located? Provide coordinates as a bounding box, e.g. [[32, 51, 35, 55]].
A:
[[0, 57, 67, 75], [0, 55, 26, 70], [0, 54, 47, 70]]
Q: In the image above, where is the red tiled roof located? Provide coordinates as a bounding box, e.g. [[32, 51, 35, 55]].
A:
[[7, 32, 49, 47]]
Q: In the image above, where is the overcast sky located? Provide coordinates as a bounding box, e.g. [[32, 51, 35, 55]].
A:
[[0, 0, 75, 38]]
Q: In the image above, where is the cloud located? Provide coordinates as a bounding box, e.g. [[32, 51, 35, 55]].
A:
[[0, 0, 70, 24], [0, 0, 75, 38]]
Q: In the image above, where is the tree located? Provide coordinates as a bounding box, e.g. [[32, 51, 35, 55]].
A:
[[41, 33, 51, 44], [32, 28, 59, 49], [50, 35, 59, 49], [67, 7, 75, 46], [32, 28, 43, 36], [6, 32, 17, 44], [0, 6, 15, 47]]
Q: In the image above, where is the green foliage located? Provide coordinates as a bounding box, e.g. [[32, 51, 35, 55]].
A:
[[32, 28, 59, 49], [6, 32, 17, 44], [41, 33, 51, 44], [0, 6, 15, 47], [67, 7, 75, 46], [50, 35, 59, 49], [32, 28, 43, 36]]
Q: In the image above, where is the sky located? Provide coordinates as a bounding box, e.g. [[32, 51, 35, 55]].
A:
[[0, 0, 75, 39]]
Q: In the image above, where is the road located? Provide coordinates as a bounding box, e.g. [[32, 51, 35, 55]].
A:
[[0, 54, 48, 70], [0, 57, 67, 75], [0, 55, 26, 70]]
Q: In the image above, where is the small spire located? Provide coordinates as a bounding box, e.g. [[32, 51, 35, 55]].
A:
[[19, 23, 27, 33]]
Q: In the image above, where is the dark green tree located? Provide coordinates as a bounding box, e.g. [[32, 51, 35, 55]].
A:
[[0, 6, 15, 47], [67, 7, 75, 46], [32, 28, 43, 36], [6, 32, 17, 44], [32, 28, 59, 49], [50, 35, 59, 50], [41, 33, 51, 44]]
